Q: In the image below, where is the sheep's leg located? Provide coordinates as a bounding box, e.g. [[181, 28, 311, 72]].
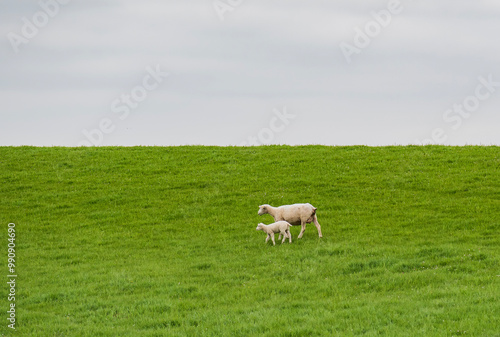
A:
[[313, 215, 323, 238], [287, 229, 292, 243], [270, 233, 276, 246], [278, 233, 283, 240], [265, 234, 270, 243], [298, 221, 306, 239]]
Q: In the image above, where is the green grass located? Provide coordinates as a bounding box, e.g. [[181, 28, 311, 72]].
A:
[[0, 146, 499, 336]]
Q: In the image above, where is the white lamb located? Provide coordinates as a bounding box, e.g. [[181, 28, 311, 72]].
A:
[[256, 221, 292, 246], [258, 203, 323, 238]]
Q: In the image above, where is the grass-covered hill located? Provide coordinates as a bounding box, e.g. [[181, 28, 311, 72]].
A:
[[1, 146, 499, 336]]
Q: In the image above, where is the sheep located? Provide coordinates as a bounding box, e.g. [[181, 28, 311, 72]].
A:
[[258, 203, 323, 238], [256, 221, 292, 246]]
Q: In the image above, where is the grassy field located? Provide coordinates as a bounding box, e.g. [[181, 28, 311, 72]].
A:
[[0, 146, 499, 336]]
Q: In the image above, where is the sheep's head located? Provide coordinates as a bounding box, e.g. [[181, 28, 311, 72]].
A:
[[258, 204, 269, 216], [256, 223, 265, 231]]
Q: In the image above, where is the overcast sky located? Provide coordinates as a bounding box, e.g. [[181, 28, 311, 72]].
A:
[[1, 0, 499, 146]]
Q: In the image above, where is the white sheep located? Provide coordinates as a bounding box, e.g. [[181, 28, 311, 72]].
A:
[[258, 203, 323, 238], [256, 221, 292, 246]]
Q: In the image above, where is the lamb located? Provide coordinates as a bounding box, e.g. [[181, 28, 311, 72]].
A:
[[258, 203, 323, 238], [256, 221, 292, 246]]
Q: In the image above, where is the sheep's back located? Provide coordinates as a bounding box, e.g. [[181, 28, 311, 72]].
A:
[[278, 204, 314, 225]]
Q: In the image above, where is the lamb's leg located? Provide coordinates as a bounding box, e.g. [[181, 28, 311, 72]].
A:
[[287, 229, 292, 243], [298, 221, 306, 239], [313, 214, 323, 238], [265, 234, 270, 243], [280, 230, 287, 243], [270, 233, 276, 246]]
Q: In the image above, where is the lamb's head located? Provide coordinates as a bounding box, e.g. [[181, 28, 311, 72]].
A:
[[258, 204, 270, 216], [256, 223, 265, 231]]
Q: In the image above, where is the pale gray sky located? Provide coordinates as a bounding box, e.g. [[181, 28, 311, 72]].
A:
[[1, 0, 499, 146]]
